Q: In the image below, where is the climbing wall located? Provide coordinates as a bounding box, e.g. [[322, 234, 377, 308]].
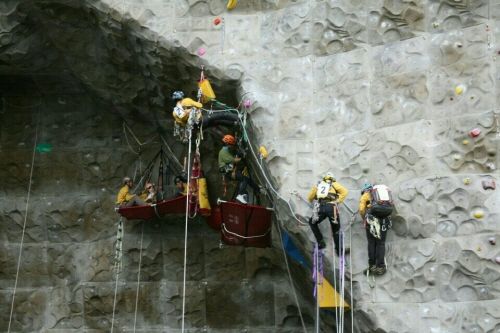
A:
[[1, 0, 500, 332]]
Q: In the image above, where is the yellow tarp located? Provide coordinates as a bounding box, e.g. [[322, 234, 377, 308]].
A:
[[317, 274, 350, 309]]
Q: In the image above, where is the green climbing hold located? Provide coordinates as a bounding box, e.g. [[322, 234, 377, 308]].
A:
[[36, 143, 52, 153]]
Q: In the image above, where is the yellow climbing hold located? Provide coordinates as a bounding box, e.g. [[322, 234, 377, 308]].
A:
[[227, 0, 238, 10], [455, 84, 466, 95], [259, 146, 269, 159], [463, 178, 471, 185], [462, 139, 469, 145], [318, 274, 350, 309], [473, 210, 484, 219]]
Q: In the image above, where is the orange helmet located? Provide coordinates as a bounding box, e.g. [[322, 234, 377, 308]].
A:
[[222, 134, 236, 145]]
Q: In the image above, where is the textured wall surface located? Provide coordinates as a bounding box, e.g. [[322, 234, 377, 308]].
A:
[[1, 0, 500, 332]]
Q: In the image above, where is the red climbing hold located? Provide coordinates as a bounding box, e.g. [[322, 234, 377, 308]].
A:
[[213, 17, 222, 26], [469, 128, 481, 138]]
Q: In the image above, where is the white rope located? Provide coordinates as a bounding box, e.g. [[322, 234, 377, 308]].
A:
[[7, 108, 40, 333], [221, 223, 271, 239], [314, 245, 320, 333], [133, 222, 145, 333], [180, 127, 193, 333], [110, 218, 124, 333], [275, 220, 308, 333]]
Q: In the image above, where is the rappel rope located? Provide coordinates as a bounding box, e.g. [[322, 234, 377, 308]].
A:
[[7, 107, 40, 333], [123, 121, 158, 155], [313, 244, 322, 333], [133, 221, 145, 333], [110, 217, 124, 333], [275, 218, 308, 333], [180, 126, 193, 333]]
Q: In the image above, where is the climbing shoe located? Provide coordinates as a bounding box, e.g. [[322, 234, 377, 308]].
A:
[[374, 265, 387, 275], [363, 265, 377, 275], [318, 240, 326, 250], [236, 194, 248, 204]]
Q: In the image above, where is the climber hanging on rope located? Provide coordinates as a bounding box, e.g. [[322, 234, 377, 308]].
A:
[[307, 172, 348, 252], [218, 134, 261, 205], [171, 90, 203, 141], [116, 177, 147, 207], [359, 183, 394, 276]]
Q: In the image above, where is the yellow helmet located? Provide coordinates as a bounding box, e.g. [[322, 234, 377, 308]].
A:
[[323, 172, 335, 182]]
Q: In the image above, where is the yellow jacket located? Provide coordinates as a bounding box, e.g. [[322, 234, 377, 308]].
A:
[[172, 98, 203, 125], [307, 181, 348, 203], [116, 185, 134, 205], [358, 191, 371, 218]]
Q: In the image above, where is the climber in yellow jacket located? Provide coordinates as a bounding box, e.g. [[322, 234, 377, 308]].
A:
[[171, 91, 203, 126], [307, 172, 348, 252], [116, 177, 146, 207]]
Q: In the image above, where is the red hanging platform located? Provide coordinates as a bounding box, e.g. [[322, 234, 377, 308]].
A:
[[219, 200, 273, 248], [117, 195, 187, 220]]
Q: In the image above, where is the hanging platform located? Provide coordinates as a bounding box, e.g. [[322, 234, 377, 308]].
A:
[[117, 195, 187, 220], [219, 199, 273, 248]]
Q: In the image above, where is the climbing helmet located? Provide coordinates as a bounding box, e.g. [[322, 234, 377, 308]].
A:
[[323, 172, 335, 182], [222, 134, 236, 145], [172, 91, 184, 100]]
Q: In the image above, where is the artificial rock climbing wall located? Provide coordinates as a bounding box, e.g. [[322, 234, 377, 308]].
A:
[[1, 0, 500, 332]]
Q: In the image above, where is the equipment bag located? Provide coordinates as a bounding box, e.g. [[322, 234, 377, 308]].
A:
[[370, 184, 394, 218]]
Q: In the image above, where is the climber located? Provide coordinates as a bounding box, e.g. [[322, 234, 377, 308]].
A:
[[218, 134, 260, 204], [359, 183, 394, 276], [139, 181, 157, 204], [307, 172, 348, 252], [174, 175, 188, 197], [116, 177, 147, 207], [171, 90, 203, 126]]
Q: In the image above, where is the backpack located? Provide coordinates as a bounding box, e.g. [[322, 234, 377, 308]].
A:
[[370, 184, 394, 218]]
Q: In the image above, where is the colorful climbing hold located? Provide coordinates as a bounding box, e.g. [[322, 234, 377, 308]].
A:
[[259, 146, 269, 159], [453, 153, 461, 161], [473, 210, 485, 219], [489, 237, 496, 245], [213, 17, 222, 26], [36, 143, 52, 153], [455, 84, 466, 95], [482, 179, 496, 190], [462, 139, 469, 145], [197, 47, 206, 56], [463, 178, 471, 185], [469, 128, 481, 138], [227, 0, 238, 10], [243, 99, 252, 108]]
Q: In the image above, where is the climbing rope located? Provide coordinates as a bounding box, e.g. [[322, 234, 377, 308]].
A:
[[313, 244, 322, 333], [110, 217, 124, 333], [7, 108, 40, 333], [133, 221, 145, 333], [123, 121, 159, 155], [274, 219, 308, 333], [180, 125, 193, 333]]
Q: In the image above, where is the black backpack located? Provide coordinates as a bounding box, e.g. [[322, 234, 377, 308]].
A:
[[370, 185, 394, 218]]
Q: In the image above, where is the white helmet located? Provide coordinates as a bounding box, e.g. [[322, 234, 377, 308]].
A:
[[323, 172, 335, 182]]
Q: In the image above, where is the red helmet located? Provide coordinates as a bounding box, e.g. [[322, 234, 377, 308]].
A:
[[222, 134, 235, 145]]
